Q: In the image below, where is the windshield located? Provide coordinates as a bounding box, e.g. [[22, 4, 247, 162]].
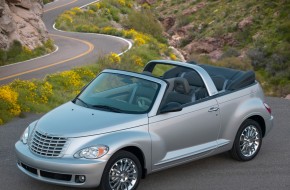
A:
[[74, 72, 160, 114]]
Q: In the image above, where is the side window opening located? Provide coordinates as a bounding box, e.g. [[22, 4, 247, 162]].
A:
[[146, 63, 209, 108]]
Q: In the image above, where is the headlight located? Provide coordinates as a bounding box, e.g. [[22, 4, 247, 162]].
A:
[[21, 127, 30, 144], [74, 145, 109, 159]]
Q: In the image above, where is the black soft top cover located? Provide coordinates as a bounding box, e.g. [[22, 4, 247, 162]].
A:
[[198, 64, 256, 91]]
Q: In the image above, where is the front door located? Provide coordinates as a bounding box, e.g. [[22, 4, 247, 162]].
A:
[[149, 99, 220, 171]]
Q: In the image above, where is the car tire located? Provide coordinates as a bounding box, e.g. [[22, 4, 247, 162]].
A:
[[230, 119, 262, 161], [100, 150, 142, 190]]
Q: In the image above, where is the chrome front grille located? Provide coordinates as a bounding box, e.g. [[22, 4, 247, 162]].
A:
[[29, 130, 68, 158]]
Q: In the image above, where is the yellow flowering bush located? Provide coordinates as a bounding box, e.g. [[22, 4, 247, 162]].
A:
[[9, 80, 53, 112], [170, 53, 177, 60], [61, 13, 73, 24], [47, 71, 83, 94], [22, 46, 32, 55], [87, 10, 95, 15], [38, 82, 53, 104], [88, 3, 100, 12], [118, 0, 126, 6], [96, 2, 102, 9], [101, 8, 111, 16], [0, 86, 21, 123], [73, 67, 96, 81], [103, 26, 115, 33], [133, 56, 144, 66], [134, 37, 146, 46], [71, 7, 83, 15], [126, 2, 133, 8], [63, 10, 76, 16], [108, 53, 121, 63], [124, 29, 138, 38]]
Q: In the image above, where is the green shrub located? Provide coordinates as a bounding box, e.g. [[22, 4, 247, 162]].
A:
[[122, 9, 164, 42], [220, 48, 241, 59], [177, 15, 194, 27], [0, 40, 55, 66], [43, 0, 53, 4]]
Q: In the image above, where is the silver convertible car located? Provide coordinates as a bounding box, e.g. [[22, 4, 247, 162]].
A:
[[15, 60, 273, 190]]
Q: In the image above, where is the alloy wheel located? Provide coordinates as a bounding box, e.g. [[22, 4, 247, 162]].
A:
[[239, 125, 261, 157], [108, 158, 138, 190]]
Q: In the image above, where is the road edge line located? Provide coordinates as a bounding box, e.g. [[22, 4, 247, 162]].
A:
[[53, 23, 133, 57]]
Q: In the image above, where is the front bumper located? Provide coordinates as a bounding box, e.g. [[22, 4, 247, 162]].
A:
[[15, 141, 107, 188]]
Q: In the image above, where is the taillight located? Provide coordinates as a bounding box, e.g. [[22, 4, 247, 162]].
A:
[[264, 103, 271, 115]]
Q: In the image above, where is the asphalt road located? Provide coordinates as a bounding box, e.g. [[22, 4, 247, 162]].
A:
[[0, 0, 130, 85], [0, 97, 289, 190]]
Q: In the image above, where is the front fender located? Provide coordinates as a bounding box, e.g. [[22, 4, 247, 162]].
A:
[[66, 125, 152, 172]]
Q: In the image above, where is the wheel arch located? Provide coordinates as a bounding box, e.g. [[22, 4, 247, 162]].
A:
[[246, 115, 266, 137], [119, 146, 147, 178]]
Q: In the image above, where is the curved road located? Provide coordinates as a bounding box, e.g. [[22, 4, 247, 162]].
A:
[[0, 0, 130, 85], [0, 1, 290, 190], [0, 97, 289, 190]]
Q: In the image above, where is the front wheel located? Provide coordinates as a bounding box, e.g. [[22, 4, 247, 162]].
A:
[[100, 150, 142, 190], [230, 119, 262, 161]]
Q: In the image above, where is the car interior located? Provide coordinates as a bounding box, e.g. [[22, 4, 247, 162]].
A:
[[142, 62, 256, 109]]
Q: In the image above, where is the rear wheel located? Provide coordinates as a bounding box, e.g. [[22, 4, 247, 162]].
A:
[[100, 150, 142, 190], [230, 119, 262, 161]]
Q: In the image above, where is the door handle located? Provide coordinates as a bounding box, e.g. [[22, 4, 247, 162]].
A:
[[208, 107, 219, 112]]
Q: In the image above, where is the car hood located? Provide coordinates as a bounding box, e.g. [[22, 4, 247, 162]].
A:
[[35, 102, 148, 138]]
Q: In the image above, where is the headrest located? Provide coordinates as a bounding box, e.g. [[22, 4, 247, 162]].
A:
[[174, 77, 190, 94], [182, 71, 204, 87]]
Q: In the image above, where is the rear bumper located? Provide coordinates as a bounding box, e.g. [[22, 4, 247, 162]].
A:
[[15, 141, 107, 188], [264, 115, 274, 137]]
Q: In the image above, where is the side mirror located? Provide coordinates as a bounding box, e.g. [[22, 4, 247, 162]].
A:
[[160, 102, 182, 113]]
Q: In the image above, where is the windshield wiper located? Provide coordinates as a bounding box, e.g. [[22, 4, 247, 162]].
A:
[[75, 97, 90, 108], [91, 105, 123, 113]]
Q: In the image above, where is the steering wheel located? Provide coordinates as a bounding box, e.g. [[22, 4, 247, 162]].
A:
[[129, 85, 138, 104], [137, 97, 152, 110]]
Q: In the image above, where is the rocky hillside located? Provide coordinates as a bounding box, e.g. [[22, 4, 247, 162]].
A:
[[0, 0, 48, 50], [154, 0, 290, 97]]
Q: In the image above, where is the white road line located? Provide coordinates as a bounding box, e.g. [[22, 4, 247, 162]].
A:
[[52, 25, 133, 57], [79, 0, 99, 9]]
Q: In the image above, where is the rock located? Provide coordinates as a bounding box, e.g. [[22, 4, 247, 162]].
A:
[[0, 1, 4, 17], [182, 2, 206, 15], [209, 50, 223, 60], [169, 46, 186, 62], [161, 16, 175, 31], [238, 16, 253, 30], [137, 0, 156, 5], [170, 33, 182, 47], [14, 0, 32, 10], [0, 30, 9, 49], [0, 3, 15, 33], [0, 0, 48, 50], [285, 94, 290, 100]]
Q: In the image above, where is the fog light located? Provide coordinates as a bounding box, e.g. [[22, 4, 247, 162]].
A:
[[75, 175, 86, 183]]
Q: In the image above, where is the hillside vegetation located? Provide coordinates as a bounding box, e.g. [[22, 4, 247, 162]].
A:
[[1, 0, 289, 125], [1, 0, 173, 125], [0, 0, 52, 65], [154, 0, 290, 96]]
